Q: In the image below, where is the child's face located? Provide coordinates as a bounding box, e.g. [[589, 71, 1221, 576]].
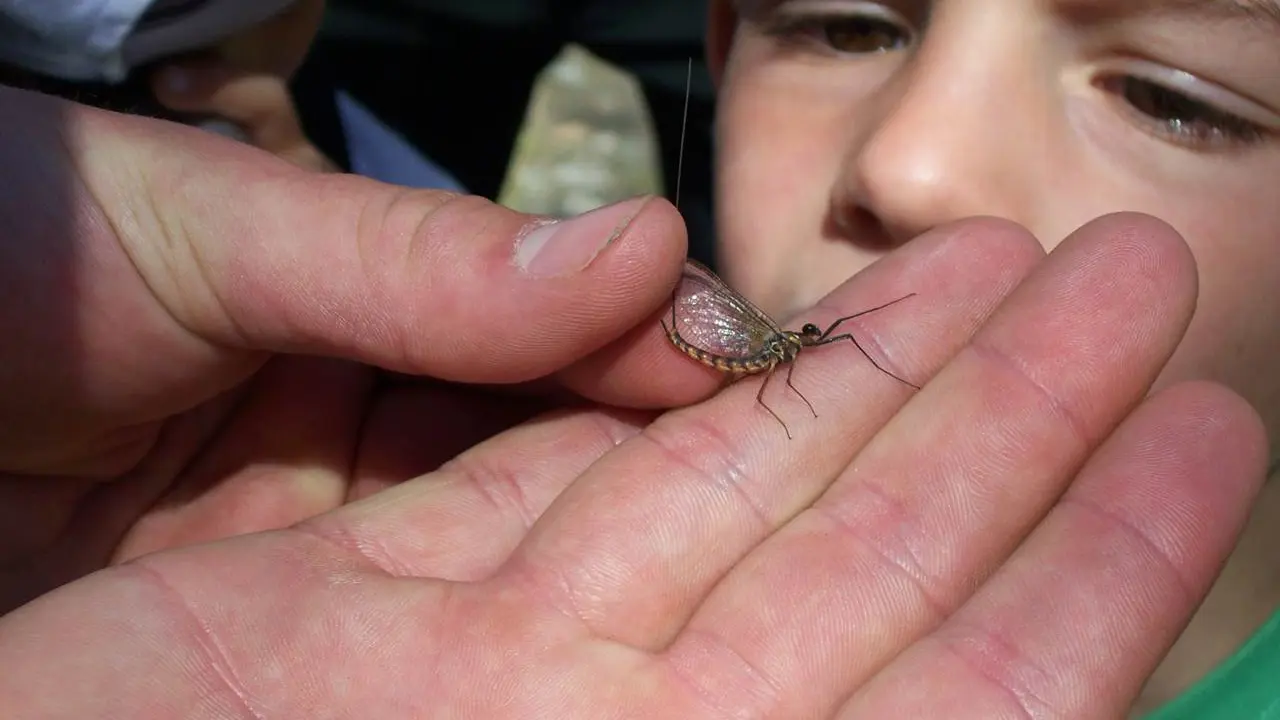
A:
[[706, 0, 1280, 451]]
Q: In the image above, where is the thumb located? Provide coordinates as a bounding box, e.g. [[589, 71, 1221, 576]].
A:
[[0, 86, 687, 471]]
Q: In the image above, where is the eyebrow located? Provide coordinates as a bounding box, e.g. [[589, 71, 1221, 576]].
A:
[[1058, 0, 1280, 26], [1193, 0, 1280, 24]]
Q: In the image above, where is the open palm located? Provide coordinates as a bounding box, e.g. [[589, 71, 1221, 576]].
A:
[[0, 94, 1265, 719]]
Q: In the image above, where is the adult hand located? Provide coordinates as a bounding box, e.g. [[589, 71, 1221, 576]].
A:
[[1, 179, 1267, 716], [0, 84, 692, 609]]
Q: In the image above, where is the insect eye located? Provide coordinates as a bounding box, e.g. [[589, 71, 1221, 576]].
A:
[[801, 323, 822, 336]]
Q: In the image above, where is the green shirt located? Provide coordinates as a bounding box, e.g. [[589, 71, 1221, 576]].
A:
[[1143, 607, 1280, 719]]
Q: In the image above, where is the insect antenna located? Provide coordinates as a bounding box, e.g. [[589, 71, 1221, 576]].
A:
[[663, 58, 693, 337]]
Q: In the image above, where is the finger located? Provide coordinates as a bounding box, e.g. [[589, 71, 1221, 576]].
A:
[[298, 406, 653, 582], [1, 87, 690, 473], [1, 385, 246, 612], [150, 64, 316, 159], [554, 302, 727, 409], [667, 213, 1197, 719], [80, 104, 687, 382], [112, 355, 374, 561], [842, 381, 1268, 719], [114, 369, 606, 561], [346, 377, 559, 500], [503, 217, 1044, 646]]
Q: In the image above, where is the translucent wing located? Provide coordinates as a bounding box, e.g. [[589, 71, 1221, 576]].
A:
[[671, 260, 782, 358]]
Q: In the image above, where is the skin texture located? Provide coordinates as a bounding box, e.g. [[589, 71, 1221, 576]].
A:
[[0, 84, 1270, 717], [705, 0, 1280, 708], [0, 84, 691, 604]]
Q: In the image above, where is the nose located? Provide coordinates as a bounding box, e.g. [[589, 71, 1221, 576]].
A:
[[833, 15, 1049, 246]]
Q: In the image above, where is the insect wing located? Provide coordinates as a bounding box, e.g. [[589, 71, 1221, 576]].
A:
[[671, 260, 781, 359]]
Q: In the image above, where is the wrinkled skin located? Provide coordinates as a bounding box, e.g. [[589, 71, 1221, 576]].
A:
[[0, 86, 1268, 718]]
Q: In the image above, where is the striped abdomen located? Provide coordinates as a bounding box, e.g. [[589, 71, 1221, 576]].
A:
[[666, 328, 777, 374]]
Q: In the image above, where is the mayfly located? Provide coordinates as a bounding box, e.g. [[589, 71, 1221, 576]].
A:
[[662, 60, 919, 437], [662, 260, 919, 438]]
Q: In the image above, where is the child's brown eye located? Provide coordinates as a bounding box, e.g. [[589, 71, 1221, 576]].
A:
[[763, 12, 913, 55], [818, 16, 911, 53], [1103, 75, 1266, 148]]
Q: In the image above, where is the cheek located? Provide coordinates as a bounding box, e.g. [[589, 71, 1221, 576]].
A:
[[715, 76, 873, 317], [1011, 153, 1280, 424], [1155, 205, 1280, 442]]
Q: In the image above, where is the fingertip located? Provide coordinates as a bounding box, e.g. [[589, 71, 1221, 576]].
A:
[[576, 194, 690, 275], [929, 215, 1047, 261], [1063, 211, 1200, 327], [511, 195, 681, 280], [1141, 380, 1270, 514], [555, 305, 729, 410]]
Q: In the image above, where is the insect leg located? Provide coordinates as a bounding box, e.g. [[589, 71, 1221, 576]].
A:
[[784, 358, 817, 418], [816, 333, 919, 389], [755, 365, 793, 439]]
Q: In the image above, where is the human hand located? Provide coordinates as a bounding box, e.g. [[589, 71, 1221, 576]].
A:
[[0, 84, 693, 609], [147, 0, 337, 172], [0, 193, 1266, 716]]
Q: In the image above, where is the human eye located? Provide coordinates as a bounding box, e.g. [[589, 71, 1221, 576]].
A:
[[1095, 61, 1276, 151], [756, 1, 916, 56]]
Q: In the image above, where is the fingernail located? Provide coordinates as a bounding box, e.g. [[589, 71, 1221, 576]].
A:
[[513, 196, 652, 277]]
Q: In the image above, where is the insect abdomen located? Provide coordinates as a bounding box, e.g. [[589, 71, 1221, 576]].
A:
[[668, 333, 773, 374]]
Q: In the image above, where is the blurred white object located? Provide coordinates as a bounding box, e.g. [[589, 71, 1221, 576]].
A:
[[197, 117, 252, 143], [0, 0, 294, 81], [0, 0, 468, 193]]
